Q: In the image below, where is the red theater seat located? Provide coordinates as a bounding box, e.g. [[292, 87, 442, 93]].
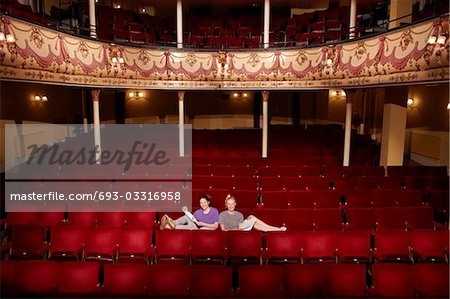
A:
[[413, 263, 449, 298], [9, 225, 48, 260], [3, 212, 36, 226], [154, 230, 191, 264], [313, 191, 342, 208], [336, 230, 372, 263], [117, 228, 153, 263], [126, 212, 157, 228], [287, 191, 315, 209], [191, 231, 227, 264], [375, 207, 407, 230], [370, 263, 415, 298], [97, 212, 127, 228], [233, 176, 258, 191], [147, 264, 191, 297], [284, 209, 314, 230], [190, 265, 233, 298], [405, 206, 435, 230], [103, 263, 148, 297], [313, 208, 344, 231], [251, 209, 285, 228], [0, 260, 15, 296], [226, 231, 262, 265], [237, 265, 285, 298], [373, 230, 412, 263], [48, 226, 86, 260], [67, 212, 98, 227], [396, 190, 425, 207], [345, 190, 373, 207], [15, 260, 58, 296], [324, 264, 367, 297], [259, 176, 285, 191], [409, 229, 448, 262], [345, 208, 376, 231], [285, 264, 325, 297], [301, 231, 337, 263], [83, 227, 119, 262], [259, 191, 289, 209], [229, 190, 259, 208], [57, 261, 100, 296], [264, 231, 302, 263], [34, 212, 65, 227]]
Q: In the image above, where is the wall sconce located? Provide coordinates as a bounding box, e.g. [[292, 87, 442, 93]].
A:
[[0, 20, 15, 44], [407, 97, 414, 107], [34, 95, 48, 102], [428, 34, 447, 45], [128, 91, 144, 98], [428, 17, 449, 46], [108, 44, 125, 66], [428, 35, 437, 44], [324, 46, 336, 67], [0, 32, 15, 43], [331, 89, 346, 97], [232, 92, 249, 99], [437, 34, 447, 45], [446, 102, 450, 110]]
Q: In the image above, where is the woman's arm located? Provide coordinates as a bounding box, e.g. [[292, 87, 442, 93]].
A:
[[195, 220, 219, 229], [219, 223, 241, 231]]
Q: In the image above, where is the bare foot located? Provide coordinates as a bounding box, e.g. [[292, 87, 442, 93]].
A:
[[279, 226, 287, 231]]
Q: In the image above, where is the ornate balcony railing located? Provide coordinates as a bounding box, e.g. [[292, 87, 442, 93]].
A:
[[0, 14, 448, 90]]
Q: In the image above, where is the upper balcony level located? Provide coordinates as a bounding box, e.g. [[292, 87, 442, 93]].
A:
[[1, 0, 448, 49], [0, 1, 448, 90]]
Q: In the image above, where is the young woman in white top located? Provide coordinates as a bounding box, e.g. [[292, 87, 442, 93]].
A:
[[218, 194, 287, 232]]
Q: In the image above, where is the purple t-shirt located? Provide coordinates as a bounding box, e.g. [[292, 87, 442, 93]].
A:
[[193, 207, 219, 224]]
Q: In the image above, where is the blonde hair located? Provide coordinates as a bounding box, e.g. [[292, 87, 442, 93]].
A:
[[225, 194, 236, 206]]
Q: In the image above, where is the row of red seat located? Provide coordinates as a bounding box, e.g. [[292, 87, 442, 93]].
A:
[[3, 211, 156, 228], [259, 189, 425, 208], [2, 205, 437, 231], [154, 229, 448, 265], [4, 225, 447, 265], [1, 261, 448, 298], [192, 175, 449, 191], [192, 188, 447, 217], [192, 164, 447, 177], [143, 205, 436, 232]]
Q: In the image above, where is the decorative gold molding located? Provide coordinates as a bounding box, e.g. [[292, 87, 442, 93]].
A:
[[0, 14, 448, 90]]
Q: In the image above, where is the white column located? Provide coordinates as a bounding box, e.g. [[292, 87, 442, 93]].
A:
[[176, 0, 183, 49], [81, 90, 88, 133], [178, 91, 185, 157], [92, 90, 101, 163], [380, 104, 407, 166], [263, 0, 270, 49], [360, 91, 367, 135], [343, 93, 353, 166], [89, 0, 97, 38], [349, 0, 357, 39], [262, 91, 269, 158]]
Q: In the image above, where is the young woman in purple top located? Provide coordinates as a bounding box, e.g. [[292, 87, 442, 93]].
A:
[[160, 194, 219, 230]]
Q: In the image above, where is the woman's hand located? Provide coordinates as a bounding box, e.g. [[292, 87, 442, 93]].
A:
[[196, 220, 218, 229]]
